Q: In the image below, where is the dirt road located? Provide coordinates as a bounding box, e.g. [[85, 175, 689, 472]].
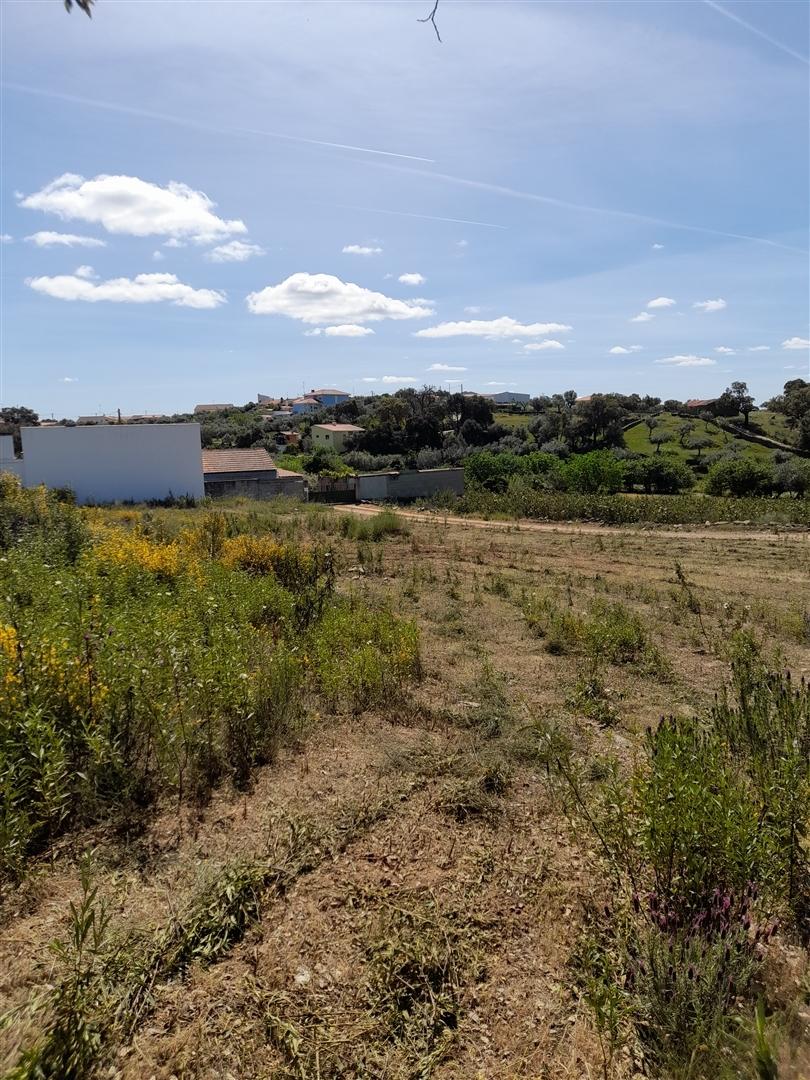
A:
[[334, 501, 810, 542]]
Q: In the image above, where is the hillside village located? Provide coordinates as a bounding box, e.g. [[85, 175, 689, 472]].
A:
[[2, 377, 808, 505]]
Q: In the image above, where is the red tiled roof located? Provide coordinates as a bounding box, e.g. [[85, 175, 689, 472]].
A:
[[311, 388, 349, 396], [202, 448, 277, 474]]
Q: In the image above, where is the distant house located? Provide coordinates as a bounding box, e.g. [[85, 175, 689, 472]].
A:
[[486, 391, 531, 405], [685, 398, 718, 413], [291, 396, 321, 415], [311, 423, 364, 452], [194, 404, 235, 415], [310, 388, 350, 407], [77, 415, 111, 425], [202, 448, 304, 499]]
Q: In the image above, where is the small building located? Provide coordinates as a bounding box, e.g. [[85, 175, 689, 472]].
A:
[[311, 423, 364, 452], [685, 398, 718, 413], [194, 404, 235, 415], [486, 391, 531, 405], [291, 396, 321, 415], [77, 415, 112, 425], [202, 448, 305, 500], [311, 388, 350, 407]]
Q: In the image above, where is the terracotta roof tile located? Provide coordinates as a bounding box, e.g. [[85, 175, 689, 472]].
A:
[[202, 448, 277, 474]]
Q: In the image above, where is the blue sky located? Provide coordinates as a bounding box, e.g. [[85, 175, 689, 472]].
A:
[[1, 0, 808, 418]]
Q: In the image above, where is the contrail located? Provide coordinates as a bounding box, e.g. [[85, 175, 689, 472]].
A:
[[703, 1, 810, 65], [2, 82, 437, 163], [338, 204, 507, 229], [372, 163, 808, 253]]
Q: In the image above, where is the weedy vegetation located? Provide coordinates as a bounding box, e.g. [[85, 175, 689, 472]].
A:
[[1, 486, 808, 1080]]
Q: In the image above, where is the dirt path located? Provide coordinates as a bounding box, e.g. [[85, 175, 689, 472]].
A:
[[335, 501, 810, 542]]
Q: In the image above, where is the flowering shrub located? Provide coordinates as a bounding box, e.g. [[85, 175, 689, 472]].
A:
[[0, 504, 419, 880], [91, 528, 186, 582]]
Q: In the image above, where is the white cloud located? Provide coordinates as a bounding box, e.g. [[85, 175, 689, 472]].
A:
[[630, 312, 655, 323], [26, 270, 226, 309], [457, 240, 469, 248], [1, 234, 13, 244], [25, 230, 106, 248], [748, 345, 770, 352], [464, 305, 481, 315], [361, 377, 379, 382], [246, 272, 433, 324], [74, 265, 97, 279], [428, 363, 467, 371], [651, 243, 664, 250], [205, 240, 265, 263], [782, 337, 810, 350], [415, 316, 571, 340], [324, 324, 375, 337], [485, 381, 509, 386], [523, 340, 565, 352], [342, 244, 382, 256], [382, 375, 417, 383], [164, 238, 186, 249], [655, 355, 716, 367], [693, 298, 727, 313], [609, 345, 643, 354], [647, 296, 676, 309], [398, 272, 426, 285], [715, 346, 736, 354], [59, 376, 78, 383], [304, 324, 374, 337], [20, 173, 246, 244], [152, 250, 165, 262]]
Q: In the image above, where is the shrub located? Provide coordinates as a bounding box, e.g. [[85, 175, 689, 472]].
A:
[[555, 451, 624, 495], [623, 456, 694, 494], [705, 458, 774, 497], [0, 511, 419, 878], [338, 509, 408, 542], [568, 643, 808, 1073]]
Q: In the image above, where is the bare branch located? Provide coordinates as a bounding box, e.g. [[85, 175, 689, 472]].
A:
[[418, 0, 442, 43]]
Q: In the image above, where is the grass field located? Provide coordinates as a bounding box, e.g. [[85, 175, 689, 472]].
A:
[[748, 409, 800, 447], [494, 410, 531, 429], [2, 496, 809, 1080], [623, 411, 775, 467]]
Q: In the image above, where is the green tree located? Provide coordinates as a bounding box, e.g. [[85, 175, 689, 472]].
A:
[[624, 457, 694, 494], [558, 451, 624, 494], [727, 381, 755, 427], [0, 406, 39, 455], [649, 429, 673, 455], [677, 420, 695, 447], [687, 433, 713, 461], [705, 458, 773, 497]]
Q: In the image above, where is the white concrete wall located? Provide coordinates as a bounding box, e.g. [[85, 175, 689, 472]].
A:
[[0, 436, 15, 462], [20, 424, 205, 504]]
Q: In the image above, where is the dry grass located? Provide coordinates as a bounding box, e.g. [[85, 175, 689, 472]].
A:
[[2, 504, 809, 1079]]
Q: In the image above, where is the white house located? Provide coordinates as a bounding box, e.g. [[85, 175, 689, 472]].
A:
[[18, 423, 204, 504]]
